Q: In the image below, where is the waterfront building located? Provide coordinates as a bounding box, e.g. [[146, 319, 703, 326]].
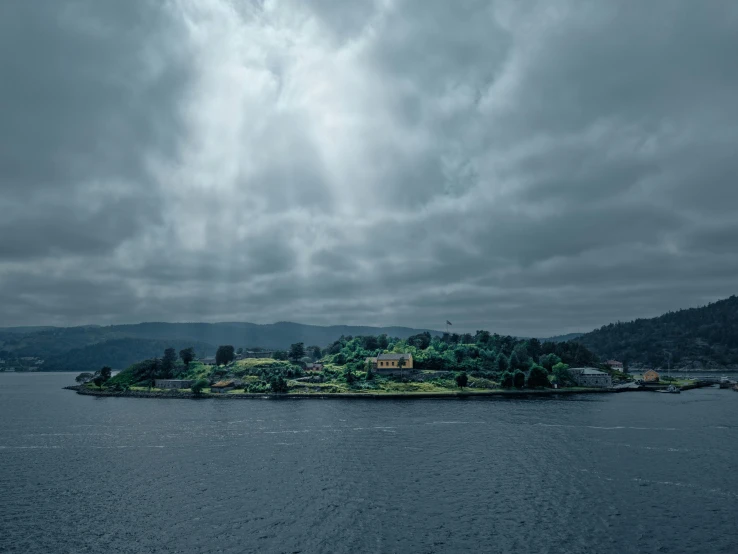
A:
[[568, 368, 613, 388], [643, 370, 660, 382]]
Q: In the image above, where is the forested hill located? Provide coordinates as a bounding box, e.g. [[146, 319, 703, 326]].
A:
[[575, 296, 738, 369], [0, 322, 440, 371]]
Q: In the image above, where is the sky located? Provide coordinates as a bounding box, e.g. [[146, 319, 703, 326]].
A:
[[1, 0, 737, 336]]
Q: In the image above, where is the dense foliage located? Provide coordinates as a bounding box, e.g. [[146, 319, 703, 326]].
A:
[[576, 295, 738, 369], [320, 331, 598, 375], [97, 330, 601, 395]]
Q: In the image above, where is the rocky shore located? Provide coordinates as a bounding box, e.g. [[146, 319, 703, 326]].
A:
[[64, 385, 612, 400]]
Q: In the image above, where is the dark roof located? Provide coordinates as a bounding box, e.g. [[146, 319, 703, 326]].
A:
[[377, 353, 412, 360], [569, 368, 607, 375], [212, 380, 235, 388]]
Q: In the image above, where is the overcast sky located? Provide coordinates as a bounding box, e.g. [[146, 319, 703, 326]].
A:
[[1, 1, 737, 336]]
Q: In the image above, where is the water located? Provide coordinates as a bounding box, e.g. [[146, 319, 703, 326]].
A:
[[1, 373, 736, 553]]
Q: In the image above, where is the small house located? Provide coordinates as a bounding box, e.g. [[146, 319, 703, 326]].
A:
[[643, 370, 660, 383], [306, 362, 323, 371], [606, 360, 624, 371], [367, 353, 414, 372], [211, 380, 236, 393], [569, 368, 612, 388]]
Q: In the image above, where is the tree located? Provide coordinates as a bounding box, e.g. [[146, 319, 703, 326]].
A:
[[91, 366, 112, 389], [273, 350, 288, 361], [146, 359, 160, 389], [455, 371, 468, 389], [397, 356, 407, 379], [236, 347, 244, 355], [552, 363, 574, 387], [76, 372, 94, 384], [365, 359, 374, 380], [309, 345, 322, 360], [496, 354, 509, 374], [179, 347, 195, 368], [513, 369, 525, 389], [191, 378, 208, 395], [161, 348, 177, 378], [215, 345, 235, 366], [344, 365, 355, 385], [270, 375, 288, 393], [500, 371, 514, 388], [539, 353, 561, 372], [289, 342, 305, 362], [527, 365, 550, 388], [508, 351, 523, 372]]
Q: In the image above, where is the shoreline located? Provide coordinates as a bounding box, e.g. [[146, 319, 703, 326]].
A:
[[64, 385, 613, 400]]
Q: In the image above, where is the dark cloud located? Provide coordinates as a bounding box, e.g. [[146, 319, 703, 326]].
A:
[[1, 0, 737, 336]]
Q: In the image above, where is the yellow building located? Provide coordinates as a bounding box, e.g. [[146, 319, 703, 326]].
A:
[[367, 353, 414, 371]]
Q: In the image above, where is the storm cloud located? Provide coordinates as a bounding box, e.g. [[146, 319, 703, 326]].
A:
[[1, 0, 737, 336]]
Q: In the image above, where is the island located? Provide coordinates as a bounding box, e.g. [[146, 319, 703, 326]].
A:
[[65, 331, 643, 399]]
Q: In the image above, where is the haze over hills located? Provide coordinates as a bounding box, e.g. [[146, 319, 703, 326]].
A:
[[574, 295, 738, 369], [0, 322, 442, 371], [2, 295, 737, 372]]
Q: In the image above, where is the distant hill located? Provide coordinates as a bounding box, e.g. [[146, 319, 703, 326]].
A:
[[42, 338, 217, 372], [0, 322, 440, 371], [539, 333, 584, 343], [575, 296, 738, 369]]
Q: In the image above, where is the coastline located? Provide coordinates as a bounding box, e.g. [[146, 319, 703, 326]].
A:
[[64, 385, 613, 400]]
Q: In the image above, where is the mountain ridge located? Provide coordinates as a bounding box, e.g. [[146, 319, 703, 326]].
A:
[[0, 321, 443, 371], [574, 295, 738, 369]]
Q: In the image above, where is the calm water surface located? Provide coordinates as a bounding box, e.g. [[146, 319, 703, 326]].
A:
[[1, 373, 737, 553]]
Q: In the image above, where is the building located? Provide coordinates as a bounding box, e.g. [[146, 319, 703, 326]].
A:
[[199, 357, 217, 365], [569, 368, 612, 388], [305, 362, 324, 371], [154, 379, 195, 390], [366, 353, 414, 371], [606, 360, 623, 371], [211, 380, 236, 393], [643, 370, 660, 383]]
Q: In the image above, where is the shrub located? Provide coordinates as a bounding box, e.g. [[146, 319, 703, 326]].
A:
[[527, 365, 550, 388], [270, 376, 288, 393], [455, 372, 468, 389], [500, 371, 514, 388], [469, 378, 496, 389], [513, 370, 525, 389], [191, 378, 209, 395]]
